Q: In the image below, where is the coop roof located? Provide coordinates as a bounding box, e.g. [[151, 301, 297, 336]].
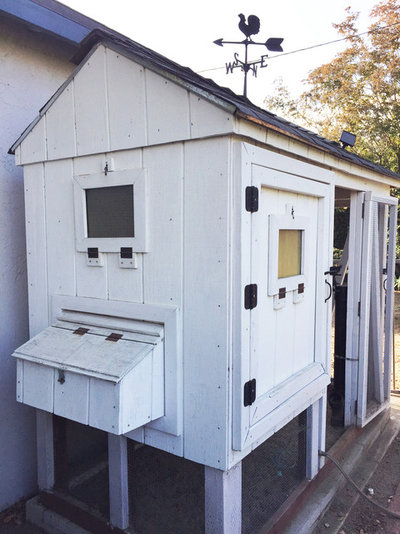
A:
[[9, 26, 400, 181]]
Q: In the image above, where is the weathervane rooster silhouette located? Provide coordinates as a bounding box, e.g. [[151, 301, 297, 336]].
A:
[[214, 14, 283, 98], [238, 14, 260, 39]]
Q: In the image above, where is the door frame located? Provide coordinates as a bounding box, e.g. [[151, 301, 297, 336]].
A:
[[345, 192, 397, 427], [232, 143, 334, 452]]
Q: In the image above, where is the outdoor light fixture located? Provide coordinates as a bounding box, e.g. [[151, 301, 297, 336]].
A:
[[340, 130, 356, 149]]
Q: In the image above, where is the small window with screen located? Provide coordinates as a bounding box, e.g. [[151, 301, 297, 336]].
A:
[[86, 185, 134, 238], [278, 230, 302, 278], [74, 168, 147, 253]]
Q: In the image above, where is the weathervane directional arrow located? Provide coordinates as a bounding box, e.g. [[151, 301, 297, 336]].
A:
[[214, 15, 284, 97]]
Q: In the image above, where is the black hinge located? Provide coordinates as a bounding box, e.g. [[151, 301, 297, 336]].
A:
[[354, 400, 358, 415], [120, 247, 133, 259], [87, 247, 99, 259], [358, 301, 361, 316], [73, 327, 89, 336], [361, 202, 365, 219], [244, 284, 258, 309], [246, 186, 259, 212], [244, 379, 256, 407], [106, 333, 123, 342]]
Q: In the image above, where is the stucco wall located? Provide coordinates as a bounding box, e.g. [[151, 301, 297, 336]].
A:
[[0, 16, 75, 510]]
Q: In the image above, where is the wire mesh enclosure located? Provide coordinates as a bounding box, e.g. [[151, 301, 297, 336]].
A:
[[242, 411, 307, 534], [127, 441, 204, 534], [53, 416, 109, 519]]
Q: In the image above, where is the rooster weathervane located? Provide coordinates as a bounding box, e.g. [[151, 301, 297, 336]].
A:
[[214, 14, 284, 98]]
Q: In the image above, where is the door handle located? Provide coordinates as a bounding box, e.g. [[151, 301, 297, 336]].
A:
[[325, 279, 332, 302]]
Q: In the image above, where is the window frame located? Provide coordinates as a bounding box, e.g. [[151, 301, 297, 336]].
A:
[[73, 169, 147, 253], [268, 212, 309, 296]]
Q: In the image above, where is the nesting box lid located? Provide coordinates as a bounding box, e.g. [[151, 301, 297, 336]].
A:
[[13, 316, 164, 383]]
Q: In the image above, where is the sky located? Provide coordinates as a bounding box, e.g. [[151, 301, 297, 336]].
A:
[[60, 0, 380, 107]]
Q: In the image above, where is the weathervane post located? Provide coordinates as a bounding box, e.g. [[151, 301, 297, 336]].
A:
[[214, 14, 284, 98]]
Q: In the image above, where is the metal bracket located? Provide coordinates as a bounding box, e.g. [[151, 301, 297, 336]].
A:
[[106, 333, 123, 342], [244, 284, 258, 309], [245, 186, 259, 212], [244, 379, 256, 406]]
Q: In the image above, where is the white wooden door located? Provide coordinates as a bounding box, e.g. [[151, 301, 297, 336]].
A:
[[235, 165, 331, 450], [355, 193, 397, 427]]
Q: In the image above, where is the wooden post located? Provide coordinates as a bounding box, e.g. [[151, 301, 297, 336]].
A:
[[108, 434, 129, 530], [36, 410, 55, 490], [306, 395, 326, 479], [204, 463, 242, 534]]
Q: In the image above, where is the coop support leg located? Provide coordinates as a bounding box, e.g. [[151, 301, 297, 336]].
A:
[[306, 394, 326, 479], [108, 434, 129, 530], [36, 410, 55, 490], [204, 463, 242, 534]]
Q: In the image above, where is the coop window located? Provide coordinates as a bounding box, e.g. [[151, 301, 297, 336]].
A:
[[278, 230, 302, 278], [74, 168, 147, 253], [86, 185, 134, 238], [268, 212, 309, 296]]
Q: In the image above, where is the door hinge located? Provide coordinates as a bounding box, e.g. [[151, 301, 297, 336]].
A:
[[246, 186, 259, 212], [358, 301, 361, 316], [244, 379, 256, 407], [244, 284, 258, 309], [354, 400, 358, 415], [361, 202, 365, 219]]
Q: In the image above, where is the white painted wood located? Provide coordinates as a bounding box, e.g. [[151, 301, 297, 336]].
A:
[[73, 168, 147, 253], [24, 163, 49, 336], [384, 202, 397, 398], [344, 192, 364, 426], [356, 193, 397, 427], [51, 295, 181, 437], [183, 138, 231, 468], [44, 159, 76, 296], [88, 378, 120, 432], [108, 252, 143, 303], [20, 116, 46, 164], [54, 371, 89, 424], [250, 364, 325, 426], [22, 361, 54, 412], [76, 252, 108, 299], [232, 142, 252, 452], [45, 81, 76, 160], [306, 397, 321, 480], [106, 48, 147, 151], [143, 143, 183, 306], [242, 374, 328, 451], [318, 394, 327, 469], [108, 434, 129, 529], [36, 410, 55, 491], [145, 69, 190, 145], [357, 195, 374, 425], [244, 167, 330, 449], [369, 204, 384, 404], [74, 45, 109, 155], [189, 93, 233, 139], [205, 464, 242, 534]]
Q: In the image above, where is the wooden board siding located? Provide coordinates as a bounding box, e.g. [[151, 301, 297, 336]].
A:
[[18, 44, 234, 166], [183, 137, 232, 469]]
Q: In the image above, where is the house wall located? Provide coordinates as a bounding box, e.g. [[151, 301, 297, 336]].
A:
[[0, 16, 75, 510]]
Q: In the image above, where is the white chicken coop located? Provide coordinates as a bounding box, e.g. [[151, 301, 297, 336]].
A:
[[10, 29, 399, 534]]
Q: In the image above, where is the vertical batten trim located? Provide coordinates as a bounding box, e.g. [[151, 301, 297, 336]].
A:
[[104, 48, 112, 153], [71, 79, 78, 158], [143, 68, 149, 147]]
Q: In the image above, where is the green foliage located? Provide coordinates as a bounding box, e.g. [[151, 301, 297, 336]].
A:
[[264, 0, 400, 173]]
